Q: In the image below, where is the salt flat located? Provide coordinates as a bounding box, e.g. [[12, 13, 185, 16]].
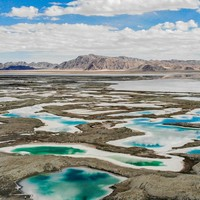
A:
[[110, 79, 200, 93], [175, 97, 200, 101], [0, 97, 20, 102]]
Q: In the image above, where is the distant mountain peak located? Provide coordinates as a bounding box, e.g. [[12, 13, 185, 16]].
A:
[[1, 65, 35, 70], [0, 61, 57, 70], [1, 54, 200, 71]]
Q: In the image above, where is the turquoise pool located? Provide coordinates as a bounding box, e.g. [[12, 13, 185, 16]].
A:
[[19, 167, 125, 200]]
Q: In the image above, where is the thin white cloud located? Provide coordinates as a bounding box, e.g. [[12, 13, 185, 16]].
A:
[[50, 17, 60, 21], [0, 21, 199, 62], [151, 20, 198, 31], [59, 0, 200, 16], [44, 6, 66, 17], [5, 0, 200, 18], [6, 6, 39, 19], [49, 2, 64, 6]]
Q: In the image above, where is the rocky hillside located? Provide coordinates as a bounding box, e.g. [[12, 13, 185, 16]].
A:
[[1, 54, 200, 71], [0, 61, 57, 70], [55, 54, 200, 71], [55, 54, 145, 70], [1, 65, 35, 70]]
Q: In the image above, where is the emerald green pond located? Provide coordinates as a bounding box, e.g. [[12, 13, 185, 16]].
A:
[[12, 146, 86, 155], [19, 167, 124, 200], [10, 145, 165, 167], [110, 155, 164, 167], [126, 160, 164, 166]]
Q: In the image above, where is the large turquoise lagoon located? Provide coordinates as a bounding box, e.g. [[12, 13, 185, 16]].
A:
[[19, 167, 125, 200]]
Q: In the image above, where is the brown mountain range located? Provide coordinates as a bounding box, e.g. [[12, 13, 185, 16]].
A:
[[1, 54, 200, 71]]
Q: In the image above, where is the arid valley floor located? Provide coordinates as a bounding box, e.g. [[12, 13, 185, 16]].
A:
[[0, 73, 200, 200]]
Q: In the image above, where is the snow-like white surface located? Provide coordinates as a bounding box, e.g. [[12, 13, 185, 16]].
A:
[[0, 140, 15, 144], [110, 79, 200, 93], [153, 108, 182, 115], [0, 97, 20, 102], [109, 108, 182, 117], [24, 91, 56, 97], [96, 102, 161, 108], [187, 109, 200, 115], [139, 100, 170, 106], [175, 97, 200, 101]]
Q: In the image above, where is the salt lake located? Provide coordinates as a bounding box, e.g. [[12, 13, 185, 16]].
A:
[[19, 167, 125, 200]]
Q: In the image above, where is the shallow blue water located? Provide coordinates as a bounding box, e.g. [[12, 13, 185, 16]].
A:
[[187, 149, 200, 154], [124, 116, 200, 149], [4, 113, 20, 118], [4, 113, 86, 126], [162, 116, 200, 124], [195, 110, 200, 115], [19, 167, 123, 200], [3, 112, 87, 132], [130, 142, 163, 148], [134, 110, 155, 115]]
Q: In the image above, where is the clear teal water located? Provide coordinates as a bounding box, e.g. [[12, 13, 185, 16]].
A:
[[109, 155, 164, 167], [187, 149, 200, 154], [19, 167, 123, 200], [125, 160, 164, 166], [12, 146, 86, 155], [130, 142, 163, 148], [136, 111, 154, 115]]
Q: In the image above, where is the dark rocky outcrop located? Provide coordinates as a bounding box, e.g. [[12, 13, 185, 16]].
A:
[[1, 65, 35, 70], [1, 61, 57, 70], [139, 64, 166, 72]]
